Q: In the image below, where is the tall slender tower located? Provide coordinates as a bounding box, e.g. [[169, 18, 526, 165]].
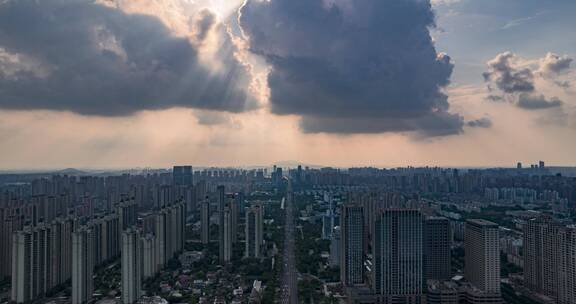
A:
[[72, 227, 94, 304], [217, 186, 226, 262], [223, 208, 233, 263], [201, 199, 210, 244], [11, 229, 32, 303], [141, 234, 157, 279], [465, 219, 500, 295], [330, 226, 341, 267], [372, 209, 424, 303], [322, 211, 333, 240], [122, 229, 142, 304], [229, 194, 238, 244], [117, 199, 137, 239], [425, 217, 452, 281], [50, 216, 75, 289], [245, 203, 263, 258], [340, 204, 364, 286]]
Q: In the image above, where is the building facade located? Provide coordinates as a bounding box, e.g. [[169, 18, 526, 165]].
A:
[[72, 227, 94, 304], [245, 203, 263, 258], [371, 209, 424, 303], [524, 217, 576, 304], [425, 217, 452, 281], [341, 204, 365, 286], [122, 229, 142, 304], [465, 219, 500, 295]]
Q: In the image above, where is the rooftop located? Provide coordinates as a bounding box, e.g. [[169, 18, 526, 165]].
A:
[[467, 218, 498, 227]]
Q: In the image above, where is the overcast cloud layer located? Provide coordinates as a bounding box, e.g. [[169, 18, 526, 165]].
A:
[[240, 0, 469, 136], [0, 0, 255, 116]]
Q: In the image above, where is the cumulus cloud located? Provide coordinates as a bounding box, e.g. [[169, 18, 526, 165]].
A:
[[483, 52, 535, 94], [239, 0, 465, 137], [539, 52, 573, 76], [483, 52, 571, 111], [517, 94, 563, 110], [0, 0, 256, 116]]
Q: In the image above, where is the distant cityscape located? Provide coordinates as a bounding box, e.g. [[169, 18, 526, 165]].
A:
[[0, 163, 575, 304]]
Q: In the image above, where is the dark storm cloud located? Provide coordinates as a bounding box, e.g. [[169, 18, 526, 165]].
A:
[[0, 0, 255, 116], [194, 9, 218, 42], [240, 0, 464, 136], [299, 111, 465, 137], [483, 52, 535, 94], [466, 117, 493, 128], [517, 94, 563, 110]]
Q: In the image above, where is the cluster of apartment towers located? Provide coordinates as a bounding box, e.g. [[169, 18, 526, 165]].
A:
[[332, 193, 501, 304], [8, 179, 264, 304], [331, 192, 575, 304]]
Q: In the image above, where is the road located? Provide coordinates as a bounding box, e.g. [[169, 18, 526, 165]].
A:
[[280, 180, 298, 304]]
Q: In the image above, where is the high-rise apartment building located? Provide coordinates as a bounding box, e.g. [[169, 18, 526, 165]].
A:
[[465, 219, 500, 295], [322, 211, 333, 240], [229, 194, 238, 244], [1, 213, 24, 279], [164, 202, 185, 261], [72, 227, 94, 304], [223, 208, 233, 262], [89, 213, 120, 267], [10, 210, 124, 304], [49, 216, 76, 290], [11, 224, 52, 303], [425, 217, 452, 281], [372, 209, 424, 303], [117, 199, 137, 232], [235, 191, 245, 217], [122, 229, 142, 304], [11, 229, 33, 303], [524, 217, 576, 304], [141, 233, 157, 279], [153, 211, 166, 269], [217, 185, 226, 262], [201, 199, 210, 244], [330, 226, 341, 267], [173, 165, 193, 186], [524, 216, 560, 296], [142, 201, 185, 270], [557, 226, 576, 304], [245, 203, 263, 258], [340, 204, 364, 286]]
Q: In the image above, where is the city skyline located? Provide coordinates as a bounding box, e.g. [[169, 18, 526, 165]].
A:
[[0, 160, 569, 173], [1, 164, 576, 303], [2, 1, 576, 303], [0, 0, 575, 169]]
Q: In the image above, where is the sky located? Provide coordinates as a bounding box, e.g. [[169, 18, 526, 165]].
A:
[[0, 0, 575, 170]]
